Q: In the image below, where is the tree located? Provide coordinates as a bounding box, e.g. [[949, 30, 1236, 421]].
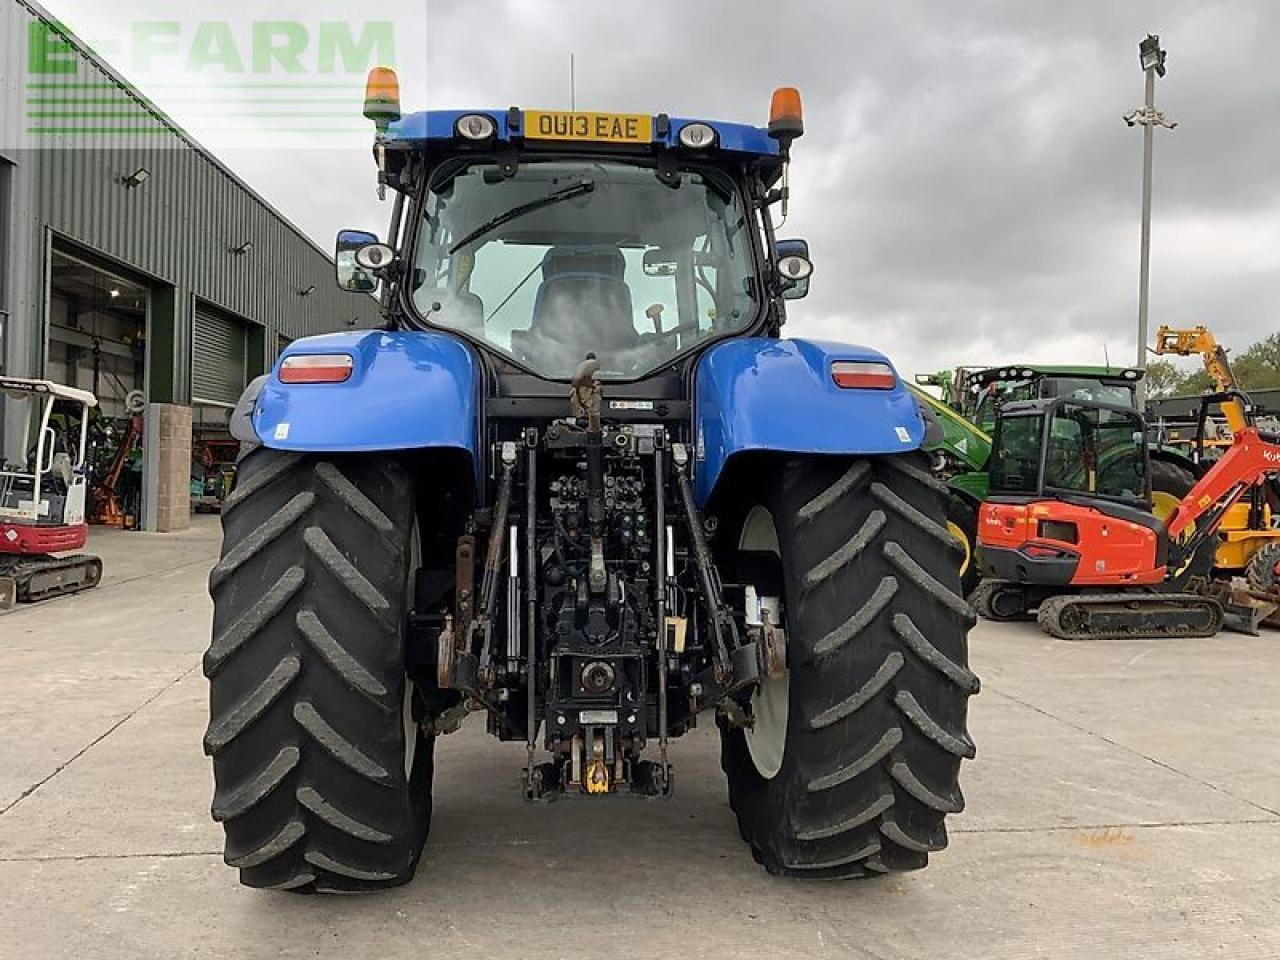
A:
[[1232, 333, 1280, 391], [1144, 359, 1185, 399]]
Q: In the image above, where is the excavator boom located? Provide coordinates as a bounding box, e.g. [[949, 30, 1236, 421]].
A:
[[1164, 426, 1280, 540]]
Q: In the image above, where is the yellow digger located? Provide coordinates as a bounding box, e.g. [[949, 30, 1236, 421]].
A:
[[1153, 325, 1280, 589]]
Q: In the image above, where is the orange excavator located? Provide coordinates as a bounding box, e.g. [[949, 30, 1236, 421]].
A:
[[974, 391, 1280, 639]]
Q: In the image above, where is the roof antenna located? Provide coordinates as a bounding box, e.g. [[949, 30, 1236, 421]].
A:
[[570, 53, 576, 111], [1104, 342, 1111, 371]]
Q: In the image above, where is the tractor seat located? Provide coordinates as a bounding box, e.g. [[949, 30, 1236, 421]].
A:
[[512, 246, 638, 369]]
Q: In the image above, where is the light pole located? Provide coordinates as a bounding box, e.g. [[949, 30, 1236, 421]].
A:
[[1124, 34, 1176, 407]]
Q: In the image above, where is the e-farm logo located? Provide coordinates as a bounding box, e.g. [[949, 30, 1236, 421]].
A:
[[26, 18, 396, 142]]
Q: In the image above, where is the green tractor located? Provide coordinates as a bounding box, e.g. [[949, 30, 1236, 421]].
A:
[[912, 364, 1199, 594]]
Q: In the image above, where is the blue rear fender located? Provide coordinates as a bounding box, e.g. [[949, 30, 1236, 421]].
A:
[[694, 338, 926, 504], [251, 329, 480, 473]]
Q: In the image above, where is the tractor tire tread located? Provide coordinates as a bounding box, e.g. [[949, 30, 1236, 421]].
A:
[[720, 453, 977, 879], [1246, 541, 1280, 593], [204, 447, 432, 892]]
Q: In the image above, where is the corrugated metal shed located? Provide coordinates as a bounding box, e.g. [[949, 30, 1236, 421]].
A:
[[0, 0, 382, 400]]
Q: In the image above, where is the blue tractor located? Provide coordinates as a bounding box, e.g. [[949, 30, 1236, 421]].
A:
[[203, 75, 978, 891]]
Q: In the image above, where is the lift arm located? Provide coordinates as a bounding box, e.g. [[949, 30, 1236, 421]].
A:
[[1153, 325, 1248, 435], [1164, 426, 1280, 541]]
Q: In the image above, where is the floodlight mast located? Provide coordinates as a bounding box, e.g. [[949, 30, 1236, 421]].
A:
[[1125, 34, 1175, 407]]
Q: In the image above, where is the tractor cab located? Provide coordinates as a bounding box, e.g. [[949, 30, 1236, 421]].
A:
[[987, 396, 1150, 507], [968, 366, 1145, 434], [331, 86, 815, 402]]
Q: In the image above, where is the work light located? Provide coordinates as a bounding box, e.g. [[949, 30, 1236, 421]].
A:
[[678, 122, 716, 149], [457, 114, 496, 141], [1139, 35, 1167, 76]]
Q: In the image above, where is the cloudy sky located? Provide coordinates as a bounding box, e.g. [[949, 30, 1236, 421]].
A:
[[42, 0, 1280, 379]]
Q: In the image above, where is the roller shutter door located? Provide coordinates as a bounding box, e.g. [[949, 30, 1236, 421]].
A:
[[192, 304, 247, 406]]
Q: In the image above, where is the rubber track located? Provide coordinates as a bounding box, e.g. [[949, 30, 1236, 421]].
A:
[[1036, 591, 1224, 640]]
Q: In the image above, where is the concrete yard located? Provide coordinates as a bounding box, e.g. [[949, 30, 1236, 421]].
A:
[[2, 520, 1279, 959]]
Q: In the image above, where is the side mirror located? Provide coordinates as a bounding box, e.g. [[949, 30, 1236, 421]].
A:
[[643, 248, 678, 277], [336, 229, 384, 293], [775, 239, 812, 300], [643, 248, 721, 277]]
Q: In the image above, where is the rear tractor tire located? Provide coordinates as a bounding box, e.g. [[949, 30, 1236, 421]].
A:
[[1149, 459, 1215, 588], [720, 454, 979, 878], [945, 492, 980, 598], [1246, 541, 1280, 593], [1149, 458, 1196, 511], [204, 448, 434, 892]]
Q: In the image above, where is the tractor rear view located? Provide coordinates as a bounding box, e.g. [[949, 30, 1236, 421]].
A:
[[202, 76, 977, 892]]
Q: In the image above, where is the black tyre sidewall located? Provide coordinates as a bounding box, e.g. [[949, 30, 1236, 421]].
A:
[[206, 450, 433, 892], [720, 454, 976, 878], [946, 493, 981, 597]]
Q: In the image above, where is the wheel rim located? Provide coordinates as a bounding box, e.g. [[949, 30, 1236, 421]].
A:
[[403, 523, 422, 779], [1150, 491, 1181, 525], [402, 678, 418, 779], [991, 587, 1024, 620], [739, 505, 789, 780], [947, 519, 972, 577], [1152, 491, 1197, 579], [1157, 491, 1192, 568]]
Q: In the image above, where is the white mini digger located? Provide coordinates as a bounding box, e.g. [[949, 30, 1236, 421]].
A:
[[0, 377, 103, 611]]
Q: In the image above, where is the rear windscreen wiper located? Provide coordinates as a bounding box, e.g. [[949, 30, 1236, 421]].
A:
[[448, 180, 595, 254]]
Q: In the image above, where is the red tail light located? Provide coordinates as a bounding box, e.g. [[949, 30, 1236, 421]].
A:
[[831, 361, 896, 390], [279, 354, 354, 384]]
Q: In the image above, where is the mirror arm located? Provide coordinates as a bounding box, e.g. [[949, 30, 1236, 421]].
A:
[[374, 257, 403, 284]]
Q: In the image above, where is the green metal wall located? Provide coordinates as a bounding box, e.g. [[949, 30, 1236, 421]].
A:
[[0, 0, 383, 400]]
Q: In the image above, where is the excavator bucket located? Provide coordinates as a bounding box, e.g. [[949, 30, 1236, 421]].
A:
[[0, 576, 15, 613], [1187, 577, 1279, 636]]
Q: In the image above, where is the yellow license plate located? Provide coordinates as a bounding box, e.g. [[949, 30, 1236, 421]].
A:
[[525, 110, 653, 144]]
